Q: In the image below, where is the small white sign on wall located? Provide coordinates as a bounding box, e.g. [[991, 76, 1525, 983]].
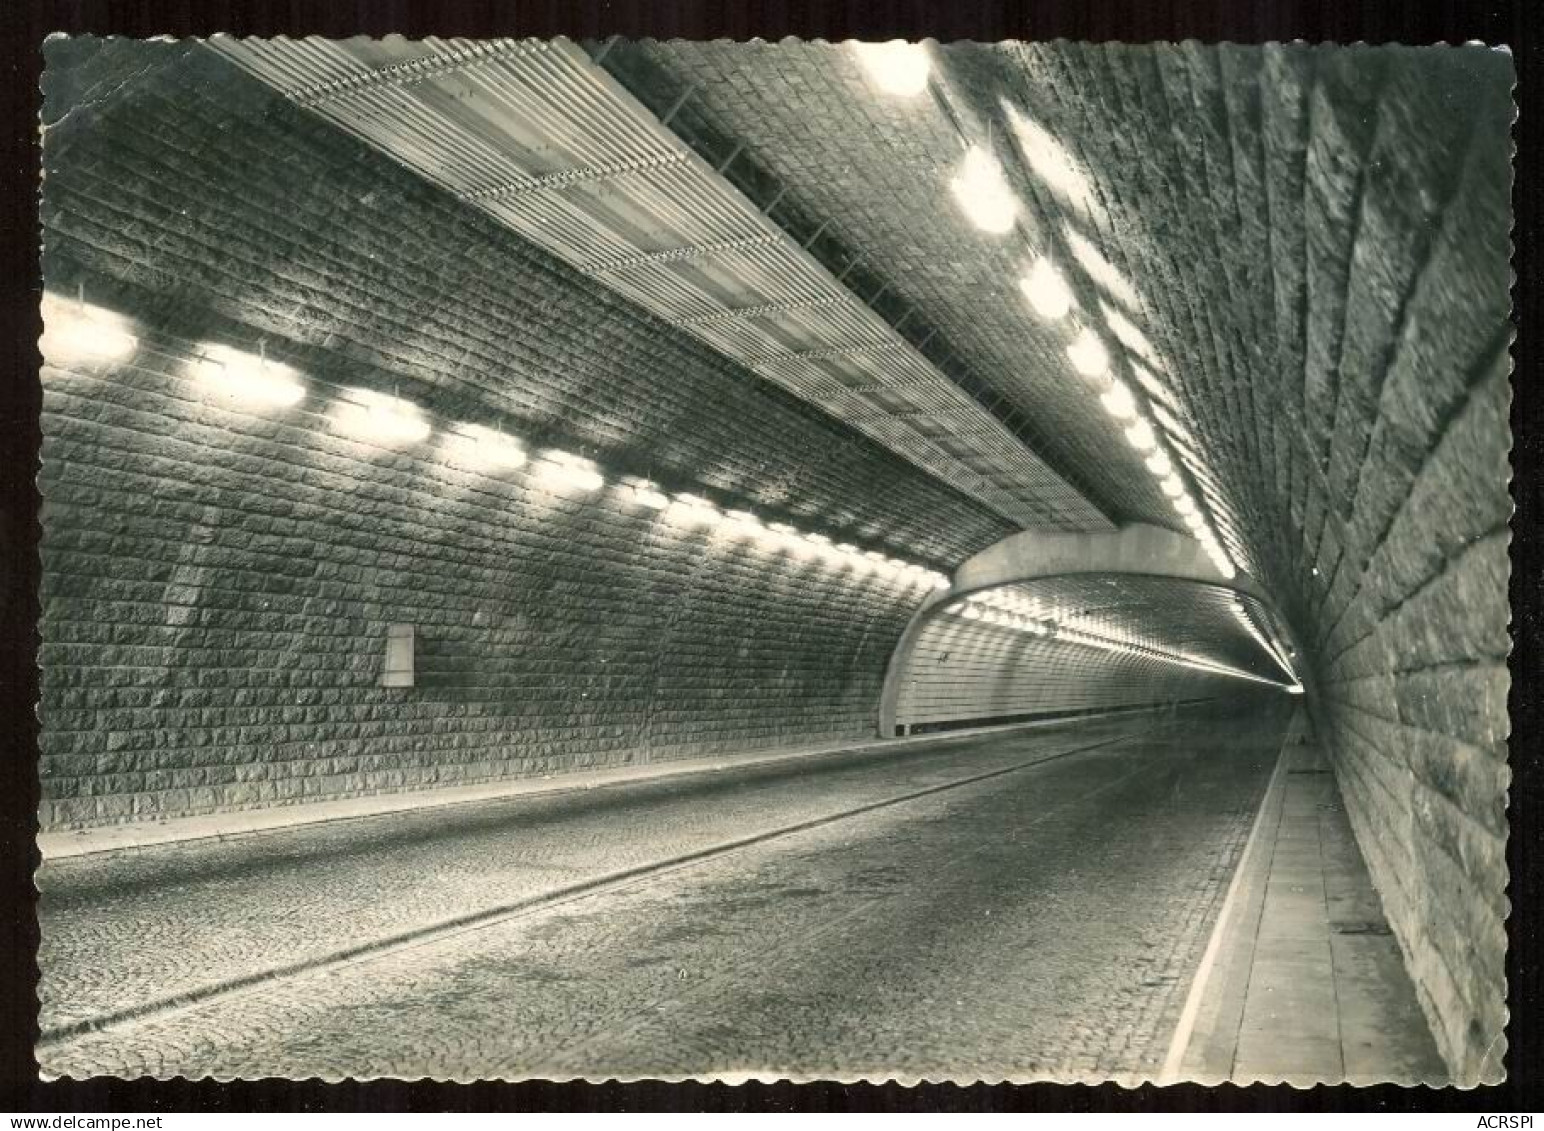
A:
[[380, 623, 415, 688]]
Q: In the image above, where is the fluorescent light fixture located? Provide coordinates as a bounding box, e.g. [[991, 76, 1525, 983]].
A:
[[1020, 257, 1075, 321], [1124, 418, 1156, 452], [631, 482, 671, 509], [1067, 328, 1110, 378], [950, 146, 1020, 235], [835, 542, 861, 556], [192, 343, 305, 408], [535, 450, 604, 493], [1063, 224, 1142, 311], [852, 40, 931, 97], [1128, 363, 1175, 410], [334, 388, 431, 445], [1099, 380, 1137, 420], [40, 292, 138, 366], [1151, 403, 1197, 446], [752, 525, 793, 552], [932, 573, 951, 590], [1145, 450, 1172, 477], [449, 422, 526, 470], [1161, 475, 1184, 498], [671, 493, 720, 525], [1002, 104, 1098, 214], [805, 532, 833, 546], [1102, 303, 1162, 369], [725, 508, 760, 526]]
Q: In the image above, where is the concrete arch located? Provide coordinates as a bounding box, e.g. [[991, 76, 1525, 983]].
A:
[[878, 524, 1281, 735]]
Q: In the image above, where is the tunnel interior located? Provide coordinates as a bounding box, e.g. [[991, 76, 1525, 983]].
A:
[[891, 573, 1299, 735], [36, 36, 1510, 1081]]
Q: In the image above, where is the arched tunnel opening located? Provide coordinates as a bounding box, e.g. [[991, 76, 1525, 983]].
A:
[[31, 36, 1511, 1086], [879, 524, 1306, 737], [888, 573, 1299, 736]]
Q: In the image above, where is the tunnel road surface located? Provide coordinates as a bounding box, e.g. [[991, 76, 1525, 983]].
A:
[[40, 701, 1292, 1081]]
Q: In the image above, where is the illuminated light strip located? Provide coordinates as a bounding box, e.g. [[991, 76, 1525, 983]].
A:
[[1063, 224, 1142, 311], [1089, 357, 1230, 574], [950, 145, 1020, 235], [650, 500, 948, 589], [1001, 104, 1099, 217], [45, 295, 958, 591], [1101, 301, 1164, 372], [630, 481, 671, 509], [1229, 601, 1299, 683], [333, 388, 432, 445], [852, 40, 932, 99], [670, 492, 720, 523], [1067, 328, 1111, 379], [40, 291, 139, 366], [534, 449, 605, 492], [946, 595, 1297, 691], [191, 343, 305, 408], [448, 422, 526, 469], [1028, 221, 1239, 578], [1020, 256, 1075, 321]]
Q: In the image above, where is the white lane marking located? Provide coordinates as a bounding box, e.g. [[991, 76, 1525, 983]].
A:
[[1157, 727, 1291, 1084]]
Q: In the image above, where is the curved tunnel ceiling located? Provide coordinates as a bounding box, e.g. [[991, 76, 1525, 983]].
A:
[[594, 39, 1512, 640], [208, 35, 1110, 534], [598, 39, 1257, 571], [204, 35, 1509, 701]]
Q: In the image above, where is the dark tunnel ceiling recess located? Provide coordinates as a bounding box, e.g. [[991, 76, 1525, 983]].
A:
[[208, 36, 1110, 534]]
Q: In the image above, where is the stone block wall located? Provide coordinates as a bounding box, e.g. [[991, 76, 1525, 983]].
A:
[[623, 40, 1515, 1083], [36, 39, 1020, 828], [1281, 52, 1513, 1084]]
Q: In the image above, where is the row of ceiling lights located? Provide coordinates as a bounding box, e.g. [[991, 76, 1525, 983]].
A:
[[1228, 599, 1302, 686], [40, 291, 952, 591], [947, 589, 1302, 692], [851, 42, 1239, 581]]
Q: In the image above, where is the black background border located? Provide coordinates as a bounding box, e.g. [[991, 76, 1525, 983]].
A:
[[1, 0, 1536, 1113]]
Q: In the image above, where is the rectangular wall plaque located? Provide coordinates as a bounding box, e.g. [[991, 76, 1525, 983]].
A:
[[381, 623, 415, 688]]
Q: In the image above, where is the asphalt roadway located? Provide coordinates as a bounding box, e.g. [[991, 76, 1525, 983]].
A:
[[38, 699, 1292, 1082]]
